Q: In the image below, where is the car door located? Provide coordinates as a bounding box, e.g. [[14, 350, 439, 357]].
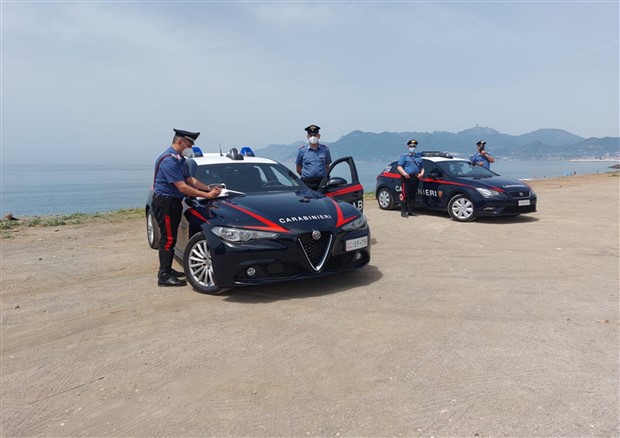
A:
[[418, 160, 444, 208], [318, 156, 364, 211]]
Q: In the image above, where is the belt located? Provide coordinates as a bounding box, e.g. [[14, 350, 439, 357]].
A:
[[153, 193, 181, 200]]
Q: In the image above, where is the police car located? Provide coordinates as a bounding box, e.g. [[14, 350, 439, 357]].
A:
[[146, 147, 369, 294], [375, 152, 537, 222]]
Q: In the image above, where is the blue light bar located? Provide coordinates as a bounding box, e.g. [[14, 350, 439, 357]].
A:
[[240, 146, 255, 157], [192, 146, 204, 157]]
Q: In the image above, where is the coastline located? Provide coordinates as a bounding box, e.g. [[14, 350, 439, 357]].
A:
[[569, 158, 620, 162], [2, 169, 617, 221]]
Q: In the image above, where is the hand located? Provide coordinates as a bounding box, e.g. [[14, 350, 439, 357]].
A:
[[206, 187, 222, 198]]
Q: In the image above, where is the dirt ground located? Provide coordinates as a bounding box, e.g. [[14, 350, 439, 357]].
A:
[[1, 173, 619, 437]]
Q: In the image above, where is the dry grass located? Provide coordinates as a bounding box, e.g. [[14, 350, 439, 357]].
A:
[[0, 208, 143, 239]]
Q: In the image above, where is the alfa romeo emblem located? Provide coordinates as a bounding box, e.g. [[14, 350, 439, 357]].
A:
[[312, 230, 322, 240]]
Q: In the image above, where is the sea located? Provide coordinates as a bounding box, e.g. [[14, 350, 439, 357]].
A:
[[1, 160, 617, 217]]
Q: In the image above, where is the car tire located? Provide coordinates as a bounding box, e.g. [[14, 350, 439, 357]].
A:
[[147, 210, 160, 249], [183, 232, 225, 295], [377, 188, 395, 210], [448, 194, 476, 222]]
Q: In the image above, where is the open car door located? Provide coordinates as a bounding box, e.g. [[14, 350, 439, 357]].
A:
[[318, 156, 364, 212]]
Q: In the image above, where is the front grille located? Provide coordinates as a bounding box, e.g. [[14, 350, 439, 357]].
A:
[[298, 232, 332, 271], [504, 205, 536, 214], [507, 190, 531, 199]]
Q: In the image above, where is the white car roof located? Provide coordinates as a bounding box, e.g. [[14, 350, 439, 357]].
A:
[[423, 156, 467, 163], [192, 153, 277, 165]]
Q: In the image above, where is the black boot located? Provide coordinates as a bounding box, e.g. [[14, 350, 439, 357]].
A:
[[158, 276, 187, 287], [400, 203, 408, 218], [158, 251, 187, 287], [170, 269, 185, 278], [408, 200, 416, 216]]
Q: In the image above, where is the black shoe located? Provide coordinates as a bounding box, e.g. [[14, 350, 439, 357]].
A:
[[171, 269, 185, 278], [158, 276, 187, 287], [408, 211, 417, 216], [401, 211, 408, 218]]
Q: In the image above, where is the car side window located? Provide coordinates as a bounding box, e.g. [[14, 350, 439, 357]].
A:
[[424, 163, 441, 176]]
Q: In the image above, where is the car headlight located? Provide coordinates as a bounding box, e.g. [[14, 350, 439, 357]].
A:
[[475, 188, 505, 198], [211, 226, 279, 243], [342, 215, 367, 231]]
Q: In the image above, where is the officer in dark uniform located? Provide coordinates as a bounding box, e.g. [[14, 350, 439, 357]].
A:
[[470, 140, 495, 169], [396, 139, 425, 218], [295, 124, 332, 191], [152, 129, 221, 287]]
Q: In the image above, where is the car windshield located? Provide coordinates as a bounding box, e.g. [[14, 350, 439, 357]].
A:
[[194, 162, 304, 193], [438, 160, 497, 178]]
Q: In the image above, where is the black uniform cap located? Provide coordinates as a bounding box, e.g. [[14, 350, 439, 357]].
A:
[[477, 140, 486, 146], [407, 139, 418, 147], [174, 129, 200, 144], [305, 125, 321, 135]]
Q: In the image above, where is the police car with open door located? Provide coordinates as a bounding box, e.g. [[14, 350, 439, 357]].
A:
[[146, 147, 369, 294], [375, 152, 537, 222]]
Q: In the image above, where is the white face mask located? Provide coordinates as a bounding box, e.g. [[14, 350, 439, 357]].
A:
[[408, 147, 416, 153], [308, 136, 319, 145], [182, 147, 194, 158]]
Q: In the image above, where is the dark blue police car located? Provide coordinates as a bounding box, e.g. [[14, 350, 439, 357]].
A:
[[146, 147, 369, 294], [375, 152, 537, 222]]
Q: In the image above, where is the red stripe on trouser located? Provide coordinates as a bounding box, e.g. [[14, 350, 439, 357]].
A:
[[401, 180, 407, 197], [164, 214, 173, 250]]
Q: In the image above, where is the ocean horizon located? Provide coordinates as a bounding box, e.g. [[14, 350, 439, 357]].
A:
[[1, 160, 617, 217]]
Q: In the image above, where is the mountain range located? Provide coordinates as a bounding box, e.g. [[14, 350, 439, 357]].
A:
[[256, 126, 620, 163]]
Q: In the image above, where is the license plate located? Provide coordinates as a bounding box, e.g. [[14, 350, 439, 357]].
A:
[[345, 236, 368, 251], [518, 200, 531, 206]]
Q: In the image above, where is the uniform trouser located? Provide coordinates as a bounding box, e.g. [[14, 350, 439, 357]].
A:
[[400, 175, 420, 214], [302, 177, 322, 191], [152, 194, 183, 279]]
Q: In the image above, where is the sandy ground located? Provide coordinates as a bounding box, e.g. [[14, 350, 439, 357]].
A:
[[1, 173, 619, 437]]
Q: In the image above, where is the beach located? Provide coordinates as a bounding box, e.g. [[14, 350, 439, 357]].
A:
[[1, 173, 619, 436]]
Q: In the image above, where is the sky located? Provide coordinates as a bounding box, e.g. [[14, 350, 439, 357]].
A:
[[1, 1, 619, 165]]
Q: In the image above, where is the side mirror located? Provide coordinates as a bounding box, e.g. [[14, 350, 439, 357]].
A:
[[183, 196, 201, 208], [325, 177, 347, 187]]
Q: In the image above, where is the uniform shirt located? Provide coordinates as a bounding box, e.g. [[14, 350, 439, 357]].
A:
[[470, 152, 491, 170], [295, 144, 332, 179], [153, 147, 189, 198], [397, 153, 423, 175]]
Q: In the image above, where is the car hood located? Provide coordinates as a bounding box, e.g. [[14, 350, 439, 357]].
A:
[[453, 175, 532, 191], [209, 190, 362, 233]]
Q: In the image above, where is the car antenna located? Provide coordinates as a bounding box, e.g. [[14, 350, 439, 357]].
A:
[[219, 143, 223, 156]]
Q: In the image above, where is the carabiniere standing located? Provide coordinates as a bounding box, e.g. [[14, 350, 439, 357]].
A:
[[152, 129, 221, 287], [396, 139, 425, 218]]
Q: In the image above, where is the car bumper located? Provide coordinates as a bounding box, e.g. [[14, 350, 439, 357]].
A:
[[204, 226, 371, 288], [475, 198, 537, 216]]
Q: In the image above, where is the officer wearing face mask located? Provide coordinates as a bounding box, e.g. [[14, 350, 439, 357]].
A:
[[396, 139, 425, 218], [152, 129, 221, 287], [470, 140, 495, 170], [295, 124, 332, 191]]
